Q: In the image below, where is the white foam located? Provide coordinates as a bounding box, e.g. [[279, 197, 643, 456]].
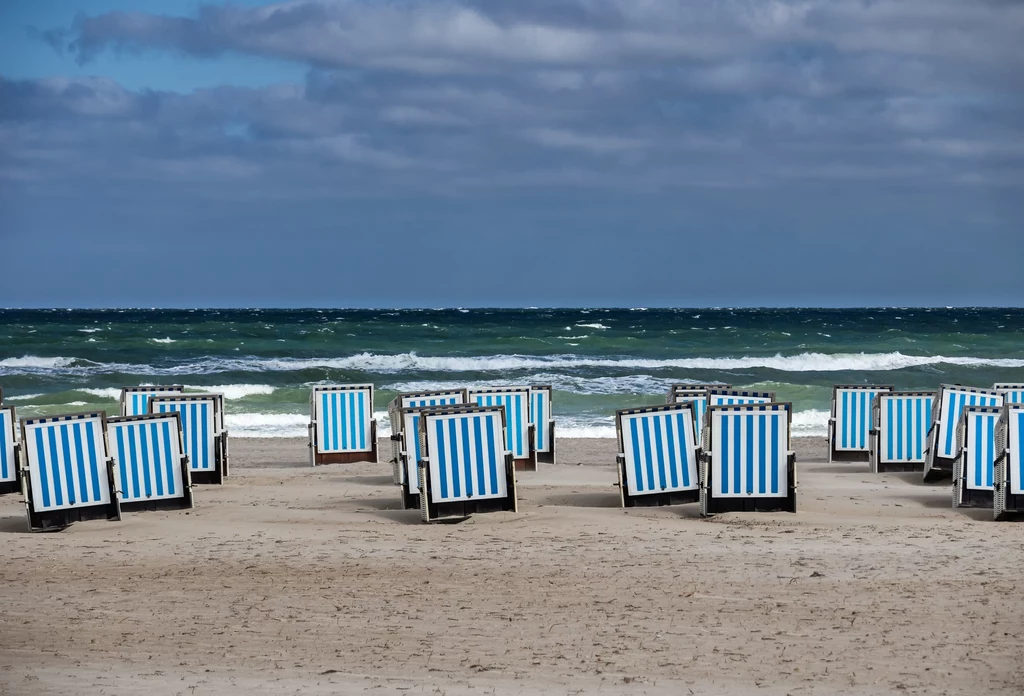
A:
[[80, 388, 122, 399], [3, 393, 44, 401], [791, 409, 829, 438], [0, 356, 77, 369], [151, 337, 176, 344], [184, 384, 276, 399], [228, 410, 391, 438], [78, 328, 102, 333], [576, 323, 610, 329]]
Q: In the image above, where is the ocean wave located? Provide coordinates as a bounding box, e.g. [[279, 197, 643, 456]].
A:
[[184, 384, 276, 399], [791, 409, 829, 438], [576, 323, 610, 329], [228, 411, 391, 438], [80, 387, 123, 399], [3, 393, 44, 401], [3, 351, 1024, 376], [151, 338, 176, 344], [384, 374, 715, 396]]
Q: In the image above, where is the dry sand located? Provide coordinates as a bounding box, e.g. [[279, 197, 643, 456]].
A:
[[1, 437, 1022, 695]]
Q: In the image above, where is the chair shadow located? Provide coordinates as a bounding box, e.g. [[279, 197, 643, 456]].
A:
[[368, 509, 424, 525], [335, 475, 396, 487], [348, 496, 406, 511], [950, 507, 993, 521], [884, 471, 939, 487], [0, 516, 27, 534], [801, 464, 869, 475], [537, 491, 621, 508]]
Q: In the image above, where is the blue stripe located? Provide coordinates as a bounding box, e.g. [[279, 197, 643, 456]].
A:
[[36, 428, 51, 508], [721, 416, 729, 495], [745, 415, 754, 494], [841, 391, 848, 449], [732, 416, 741, 494], [127, 423, 141, 498], [885, 398, 893, 461], [86, 422, 100, 501], [771, 415, 780, 494], [435, 419, 448, 499], [448, 418, 461, 498], [140, 422, 153, 497], [60, 424, 75, 505], [116, 427, 128, 498], [630, 418, 643, 492], [758, 414, 766, 494], [0, 412, 8, 480], [358, 392, 366, 450], [48, 427, 63, 506], [473, 416, 485, 496], [986, 415, 994, 487], [641, 417, 655, 491], [486, 415, 498, 495], [652, 416, 666, 490], [461, 417, 472, 495], [200, 403, 209, 469], [666, 413, 679, 488]]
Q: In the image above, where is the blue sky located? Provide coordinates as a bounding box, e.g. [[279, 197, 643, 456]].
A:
[[0, 0, 1022, 308]]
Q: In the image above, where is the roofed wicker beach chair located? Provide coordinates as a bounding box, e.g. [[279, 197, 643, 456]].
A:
[[707, 388, 775, 406], [107, 411, 193, 513], [20, 411, 121, 531], [828, 385, 894, 462], [308, 385, 377, 466], [952, 405, 1001, 509], [388, 389, 467, 488], [616, 402, 700, 507], [150, 393, 228, 484], [994, 383, 1024, 405], [869, 391, 935, 473], [666, 389, 713, 441], [924, 385, 1002, 482], [1, 405, 21, 495], [530, 385, 556, 465], [416, 403, 517, 523], [468, 387, 535, 470], [119, 385, 185, 417], [994, 403, 1024, 521], [700, 402, 796, 516]]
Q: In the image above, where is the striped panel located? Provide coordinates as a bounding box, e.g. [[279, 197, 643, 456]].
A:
[[125, 389, 182, 416], [156, 400, 215, 471], [710, 406, 789, 498], [403, 411, 423, 495], [0, 408, 16, 483], [23, 416, 111, 512], [109, 416, 186, 503], [316, 389, 372, 453], [530, 388, 552, 453], [401, 393, 464, 409], [470, 391, 529, 458], [620, 409, 698, 495], [672, 394, 708, 439], [995, 385, 1024, 405], [1011, 408, 1024, 496], [425, 411, 507, 503], [709, 394, 773, 406], [835, 388, 887, 452], [963, 410, 998, 491], [937, 389, 1003, 459], [879, 395, 933, 463]]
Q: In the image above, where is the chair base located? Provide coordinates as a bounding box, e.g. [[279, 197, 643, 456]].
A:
[[514, 455, 537, 472], [535, 423, 556, 465], [0, 480, 20, 496], [622, 487, 699, 508], [923, 456, 954, 482], [314, 448, 379, 466], [701, 455, 797, 516], [191, 467, 224, 485], [419, 456, 518, 523], [830, 447, 871, 463], [28, 500, 121, 533], [120, 492, 195, 514], [994, 491, 1024, 521], [401, 485, 420, 511], [875, 460, 924, 473], [953, 486, 993, 509]]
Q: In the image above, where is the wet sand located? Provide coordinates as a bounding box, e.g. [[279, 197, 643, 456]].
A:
[[0, 437, 1021, 695]]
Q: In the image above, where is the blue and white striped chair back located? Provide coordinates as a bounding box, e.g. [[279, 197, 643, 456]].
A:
[[875, 392, 934, 464], [667, 384, 731, 402], [468, 388, 531, 459], [22, 412, 113, 513], [530, 386, 553, 454], [958, 406, 1000, 491], [708, 389, 775, 406], [312, 385, 374, 453], [670, 390, 708, 440], [934, 386, 1003, 460], [120, 386, 185, 416], [708, 403, 792, 498], [1, 406, 18, 485], [1005, 404, 1024, 496], [618, 403, 699, 496], [151, 395, 219, 473], [994, 383, 1024, 405], [421, 407, 509, 504], [400, 390, 465, 410], [832, 385, 893, 452], [108, 413, 188, 504]]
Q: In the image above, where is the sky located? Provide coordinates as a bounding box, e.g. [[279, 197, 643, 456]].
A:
[[0, 0, 1022, 308]]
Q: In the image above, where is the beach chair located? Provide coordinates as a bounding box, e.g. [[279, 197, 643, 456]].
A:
[[20, 411, 121, 531], [707, 388, 775, 406], [468, 387, 535, 470], [994, 383, 1024, 405], [119, 385, 185, 417], [665, 384, 730, 402], [388, 390, 467, 486], [416, 403, 518, 523], [700, 402, 796, 516], [828, 385, 894, 462], [616, 402, 700, 507], [308, 385, 377, 466], [530, 385, 556, 465], [150, 393, 227, 484], [924, 385, 1002, 482], [107, 412, 193, 512], [1, 405, 21, 495], [667, 389, 711, 441], [952, 405, 1001, 509], [869, 391, 935, 473], [994, 403, 1024, 520]]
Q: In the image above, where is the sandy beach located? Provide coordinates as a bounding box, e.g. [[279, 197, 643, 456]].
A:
[[1, 436, 1022, 695]]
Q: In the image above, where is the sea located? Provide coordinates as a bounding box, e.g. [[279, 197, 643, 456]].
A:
[[1, 308, 1022, 439]]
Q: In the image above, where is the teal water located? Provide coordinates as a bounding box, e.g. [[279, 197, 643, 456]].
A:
[[1, 308, 1022, 437]]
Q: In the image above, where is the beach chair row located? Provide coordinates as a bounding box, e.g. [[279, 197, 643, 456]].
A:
[[0, 391, 230, 531]]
